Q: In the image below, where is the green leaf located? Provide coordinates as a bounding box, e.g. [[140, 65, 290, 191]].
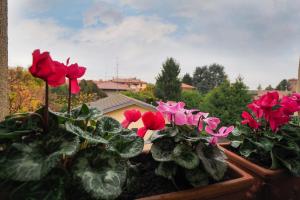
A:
[[270, 150, 281, 169], [231, 128, 242, 137], [0, 135, 79, 181], [173, 144, 199, 169], [155, 162, 177, 180], [71, 104, 90, 120], [185, 167, 209, 187], [73, 150, 126, 200], [9, 175, 66, 200], [231, 140, 242, 148], [151, 137, 175, 162], [95, 116, 122, 136], [0, 129, 33, 139], [196, 143, 228, 181], [273, 145, 300, 176], [248, 137, 274, 152], [150, 127, 179, 142], [239, 139, 256, 157], [109, 133, 144, 158], [65, 121, 108, 144]]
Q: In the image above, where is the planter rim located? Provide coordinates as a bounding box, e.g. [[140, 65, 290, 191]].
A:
[[218, 143, 286, 179], [137, 161, 254, 200]]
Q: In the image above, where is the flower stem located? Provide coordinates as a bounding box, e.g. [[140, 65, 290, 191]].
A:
[[44, 82, 49, 133], [68, 79, 71, 115]]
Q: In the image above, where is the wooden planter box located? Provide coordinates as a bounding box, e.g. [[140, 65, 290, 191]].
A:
[[219, 143, 300, 200], [137, 162, 254, 200]]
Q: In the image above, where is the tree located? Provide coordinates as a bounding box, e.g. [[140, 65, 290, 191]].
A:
[[9, 67, 44, 113], [154, 58, 182, 101], [179, 90, 203, 109], [79, 79, 107, 98], [182, 73, 193, 85], [201, 77, 252, 126], [0, 0, 8, 119], [193, 63, 227, 93], [122, 84, 158, 105], [276, 79, 289, 91], [51, 79, 107, 111], [257, 84, 262, 90], [265, 85, 274, 91]]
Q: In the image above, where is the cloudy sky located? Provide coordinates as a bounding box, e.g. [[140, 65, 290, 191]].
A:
[[8, 0, 300, 89]]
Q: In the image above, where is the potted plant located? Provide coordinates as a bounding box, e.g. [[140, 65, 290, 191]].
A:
[[118, 101, 254, 200], [0, 50, 144, 200], [219, 91, 300, 200]]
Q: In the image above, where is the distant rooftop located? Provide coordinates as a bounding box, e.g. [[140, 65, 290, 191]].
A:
[[112, 77, 147, 84], [181, 83, 195, 89], [94, 81, 131, 91], [89, 94, 156, 114]]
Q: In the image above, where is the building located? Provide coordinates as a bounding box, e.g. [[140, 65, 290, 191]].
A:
[[181, 83, 196, 91], [94, 80, 131, 96], [94, 77, 148, 95], [288, 78, 297, 92], [111, 77, 147, 92], [89, 94, 156, 129], [89, 93, 156, 149]]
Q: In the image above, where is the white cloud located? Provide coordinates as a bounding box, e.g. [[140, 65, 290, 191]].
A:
[[8, 0, 300, 89], [83, 1, 123, 26]]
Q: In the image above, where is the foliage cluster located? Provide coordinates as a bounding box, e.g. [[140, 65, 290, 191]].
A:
[[201, 78, 252, 126], [0, 104, 144, 199]]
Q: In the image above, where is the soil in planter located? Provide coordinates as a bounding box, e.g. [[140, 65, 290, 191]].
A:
[[226, 145, 272, 169], [117, 154, 231, 200]]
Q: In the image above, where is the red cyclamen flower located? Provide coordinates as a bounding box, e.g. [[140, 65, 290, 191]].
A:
[[137, 111, 165, 138], [121, 109, 142, 128], [66, 60, 86, 94], [29, 49, 67, 87], [241, 111, 260, 129]]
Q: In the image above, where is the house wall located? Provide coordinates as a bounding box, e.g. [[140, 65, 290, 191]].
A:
[[182, 87, 195, 91], [105, 104, 156, 140]]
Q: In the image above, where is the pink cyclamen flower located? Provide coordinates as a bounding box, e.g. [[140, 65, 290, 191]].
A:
[[121, 109, 141, 128], [66, 60, 86, 94], [205, 126, 234, 145], [204, 117, 221, 130], [157, 101, 187, 125], [156, 101, 185, 114], [186, 111, 208, 126]]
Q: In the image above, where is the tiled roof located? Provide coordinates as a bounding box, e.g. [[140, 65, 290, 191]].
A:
[[89, 94, 156, 114], [181, 83, 195, 89], [112, 77, 147, 84], [95, 81, 131, 90]]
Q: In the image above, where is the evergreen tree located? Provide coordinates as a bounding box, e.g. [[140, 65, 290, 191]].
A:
[[179, 90, 203, 109], [193, 63, 227, 93], [265, 85, 274, 91], [155, 58, 182, 101], [257, 84, 262, 90], [182, 73, 193, 85], [276, 79, 289, 91], [201, 77, 252, 125]]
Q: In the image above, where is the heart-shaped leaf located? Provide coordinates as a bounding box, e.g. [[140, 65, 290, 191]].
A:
[[155, 162, 177, 180], [173, 143, 199, 169], [108, 133, 144, 158], [72, 150, 126, 200], [151, 137, 175, 162], [95, 116, 122, 136], [65, 121, 108, 144], [0, 134, 79, 181], [185, 167, 209, 187], [196, 143, 228, 181]]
